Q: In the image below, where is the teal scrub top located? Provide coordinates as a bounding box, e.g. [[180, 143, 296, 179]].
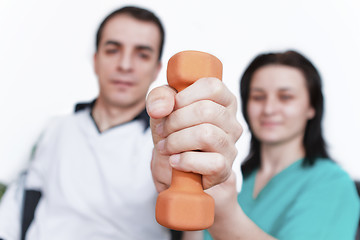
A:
[[204, 159, 360, 239]]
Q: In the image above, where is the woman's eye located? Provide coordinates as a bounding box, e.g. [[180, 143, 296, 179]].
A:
[[280, 95, 293, 101], [250, 95, 265, 101]]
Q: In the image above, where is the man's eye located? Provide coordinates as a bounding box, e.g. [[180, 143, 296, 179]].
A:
[[105, 49, 118, 54], [138, 52, 150, 60]]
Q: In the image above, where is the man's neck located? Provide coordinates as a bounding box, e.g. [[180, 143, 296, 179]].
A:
[[92, 98, 145, 133]]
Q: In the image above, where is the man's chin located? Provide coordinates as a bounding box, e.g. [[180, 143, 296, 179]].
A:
[[109, 98, 143, 109]]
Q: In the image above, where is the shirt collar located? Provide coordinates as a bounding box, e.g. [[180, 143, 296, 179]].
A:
[[74, 99, 150, 131]]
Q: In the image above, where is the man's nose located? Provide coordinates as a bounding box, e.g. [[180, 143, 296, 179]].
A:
[[117, 51, 133, 71]]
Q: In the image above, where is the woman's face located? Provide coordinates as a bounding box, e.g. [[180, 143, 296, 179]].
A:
[[247, 65, 315, 146]]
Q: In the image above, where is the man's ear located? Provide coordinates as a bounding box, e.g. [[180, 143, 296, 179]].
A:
[[93, 52, 99, 76], [152, 61, 162, 84]]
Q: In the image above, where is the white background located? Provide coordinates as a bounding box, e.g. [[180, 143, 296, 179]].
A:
[[0, 0, 359, 184]]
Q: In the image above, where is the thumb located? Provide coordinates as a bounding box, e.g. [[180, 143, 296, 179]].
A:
[[146, 85, 176, 144]]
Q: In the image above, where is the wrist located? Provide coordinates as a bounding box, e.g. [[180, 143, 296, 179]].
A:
[[209, 202, 243, 240]]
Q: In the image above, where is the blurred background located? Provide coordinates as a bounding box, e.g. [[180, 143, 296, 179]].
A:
[[0, 0, 359, 188]]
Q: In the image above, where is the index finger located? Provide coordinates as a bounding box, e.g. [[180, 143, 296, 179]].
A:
[[174, 78, 238, 115]]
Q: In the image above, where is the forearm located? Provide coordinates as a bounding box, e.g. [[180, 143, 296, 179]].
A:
[[208, 204, 277, 240]]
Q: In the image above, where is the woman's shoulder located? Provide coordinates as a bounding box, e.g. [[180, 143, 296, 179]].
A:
[[301, 158, 358, 200], [306, 158, 352, 182]]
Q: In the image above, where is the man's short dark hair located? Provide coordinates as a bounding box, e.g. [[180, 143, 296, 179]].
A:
[[95, 6, 165, 61]]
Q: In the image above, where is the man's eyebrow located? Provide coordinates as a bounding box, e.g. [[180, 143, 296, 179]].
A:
[[104, 41, 154, 53], [136, 45, 154, 53], [104, 40, 121, 47]]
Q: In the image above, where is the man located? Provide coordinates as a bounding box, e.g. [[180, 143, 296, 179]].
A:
[[0, 5, 241, 240], [0, 6, 169, 240]]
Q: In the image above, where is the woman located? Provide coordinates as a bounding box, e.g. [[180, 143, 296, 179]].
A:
[[203, 50, 360, 239]]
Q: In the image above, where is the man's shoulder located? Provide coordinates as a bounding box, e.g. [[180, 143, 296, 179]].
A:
[[47, 112, 83, 127], [38, 110, 89, 139]]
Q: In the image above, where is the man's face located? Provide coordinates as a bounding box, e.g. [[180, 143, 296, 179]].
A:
[[94, 14, 162, 109]]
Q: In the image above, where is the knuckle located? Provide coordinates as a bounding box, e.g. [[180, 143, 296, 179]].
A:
[[197, 124, 228, 151], [165, 113, 177, 134], [216, 133, 229, 150], [234, 122, 243, 140], [232, 146, 239, 160], [207, 78, 223, 96], [217, 104, 228, 120], [195, 101, 216, 120], [230, 94, 237, 107], [209, 154, 227, 176], [197, 124, 216, 144], [165, 135, 177, 153], [217, 157, 227, 175]]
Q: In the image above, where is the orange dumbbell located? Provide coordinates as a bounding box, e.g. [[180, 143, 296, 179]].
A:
[[155, 50, 223, 231]]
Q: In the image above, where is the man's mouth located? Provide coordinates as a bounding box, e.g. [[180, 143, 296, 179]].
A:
[[111, 79, 135, 87]]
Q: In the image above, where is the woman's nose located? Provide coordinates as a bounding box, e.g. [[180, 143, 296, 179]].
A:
[[263, 97, 279, 115]]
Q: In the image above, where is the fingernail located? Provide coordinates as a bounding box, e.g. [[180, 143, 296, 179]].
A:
[[156, 139, 165, 154], [148, 99, 165, 115], [169, 154, 180, 167]]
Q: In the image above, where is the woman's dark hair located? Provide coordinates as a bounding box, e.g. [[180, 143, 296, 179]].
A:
[[95, 6, 165, 61], [240, 50, 330, 177]]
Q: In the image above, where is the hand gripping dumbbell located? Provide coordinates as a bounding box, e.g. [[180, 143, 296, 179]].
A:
[[155, 50, 223, 231]]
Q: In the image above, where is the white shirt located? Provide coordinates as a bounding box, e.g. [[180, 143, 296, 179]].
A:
[[0, 108, 170, 240]]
